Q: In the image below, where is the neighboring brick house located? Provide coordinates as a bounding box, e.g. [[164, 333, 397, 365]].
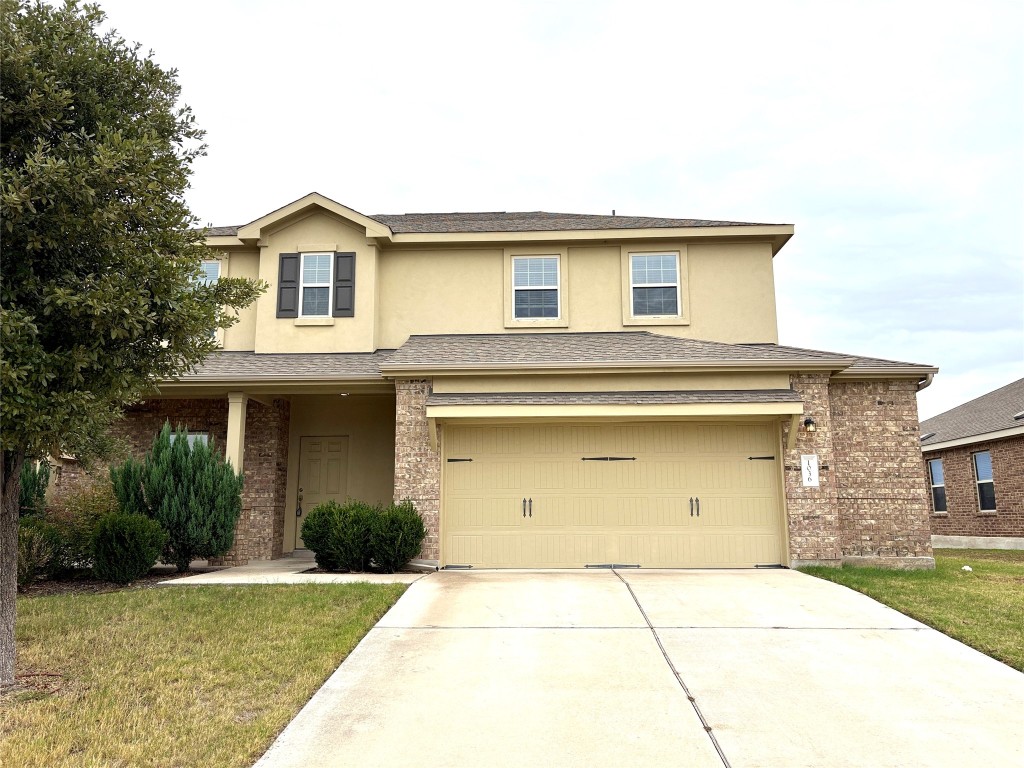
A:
[[922, 378, 1024, 549], [109, 192, 938, 569]]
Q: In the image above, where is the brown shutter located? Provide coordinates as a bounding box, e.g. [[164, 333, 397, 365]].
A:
[[277, 253, 300, 318], [332, 252, 355, 317]]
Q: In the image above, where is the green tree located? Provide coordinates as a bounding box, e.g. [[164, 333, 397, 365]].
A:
[[0, 1, 264, 685], [112, 424, 244, 572]]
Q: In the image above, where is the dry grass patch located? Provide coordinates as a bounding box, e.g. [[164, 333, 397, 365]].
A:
[[1, 583, 406, 767], [801, 549, 1024, 671]]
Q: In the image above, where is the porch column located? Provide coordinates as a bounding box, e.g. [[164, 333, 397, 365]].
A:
[[226, 392, 248, 471]]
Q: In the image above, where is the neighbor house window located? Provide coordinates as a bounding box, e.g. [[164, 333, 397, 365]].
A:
[[301, 252, 332, 317], [168, 432, 209, 448], [973, 451, 996, 511], [512, 256, 559, 319], [631, 253, 679, 316], [927, 458, 947, 513], [198, 260, 220, 285]]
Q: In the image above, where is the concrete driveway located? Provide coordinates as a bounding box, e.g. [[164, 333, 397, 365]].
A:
[[254, 569, 1023, 768]]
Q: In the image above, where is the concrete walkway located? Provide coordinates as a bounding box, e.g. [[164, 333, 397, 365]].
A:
[[160, 551, 424, 585], [252, 569, 1023, 767]]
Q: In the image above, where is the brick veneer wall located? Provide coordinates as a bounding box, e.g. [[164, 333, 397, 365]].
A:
[[394, 379, 440, 560], [115, 397, 290, 565], [784, 374, 841, 565], [926, 436, 1024, 538], [829, 380, 933, 568]]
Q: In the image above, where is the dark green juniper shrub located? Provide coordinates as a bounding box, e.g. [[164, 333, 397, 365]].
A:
[[92, 513, 167, 584], [111, 422, 243, 571], [18, 460, 50, 517]]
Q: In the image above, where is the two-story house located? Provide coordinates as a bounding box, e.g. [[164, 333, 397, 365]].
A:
[[116, 192, 938, 569]]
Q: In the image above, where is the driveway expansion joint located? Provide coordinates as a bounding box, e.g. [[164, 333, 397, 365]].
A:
[[613, 568, 733, 768]]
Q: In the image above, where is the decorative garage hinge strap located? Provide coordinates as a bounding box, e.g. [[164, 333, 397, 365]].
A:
[[446, 458, 473, 462], [748, 456, 776, 460], [581, 456, 637, 461]]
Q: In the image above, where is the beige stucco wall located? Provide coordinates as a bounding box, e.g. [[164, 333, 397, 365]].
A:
[[432, 371, 791, 394], [283, 393, 396, 552], [205, 209, 780, 354], [254, 211, 379, 354], [376, 240, 778, 349], [221, 249, 260, 351]]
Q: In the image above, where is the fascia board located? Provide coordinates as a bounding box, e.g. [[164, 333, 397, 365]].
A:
[[832, 366, 939, 379], [426, 401, 803, 420], [235, 193, 393, 241], [921, 426, 1024, 452], [386, 224, 794, 248], [380, 358, 854, 377]]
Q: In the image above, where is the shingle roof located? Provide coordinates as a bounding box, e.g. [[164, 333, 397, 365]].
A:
[[369, 212, 779, 234], [920, 378, 1024, 446], [741, 344, 935, 371], [381, 333, 853, 370], [204, 212, 782, 238], [177, 351, 394, 381], [205, 225, 242, 237], [427, 389, 802, 406]]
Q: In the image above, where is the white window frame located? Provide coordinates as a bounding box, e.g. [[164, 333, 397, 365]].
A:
[[620, 247, 689, 326], [198, 260, 221, 286], [502, 247, 568, 328], [512, 255, 561, 320], [927, 458, 947, 513], [299, 252, 333, 318], [973, 451, 996, 512], [630, 252, 681, 318]]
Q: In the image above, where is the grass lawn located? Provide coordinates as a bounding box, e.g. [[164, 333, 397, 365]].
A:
[[801, 549, 1024, 671], [1, 583, 406, 767]]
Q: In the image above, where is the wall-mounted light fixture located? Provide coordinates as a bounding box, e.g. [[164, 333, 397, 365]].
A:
[[803, 417, 816, 433]]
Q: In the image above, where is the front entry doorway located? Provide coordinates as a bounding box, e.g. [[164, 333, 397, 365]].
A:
[[296, 435, 349, 549]]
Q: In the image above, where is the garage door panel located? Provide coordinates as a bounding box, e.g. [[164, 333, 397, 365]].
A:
[[612, 496, 691, 527], [447, 497, 522, 529], [442, 422, 785, 568]]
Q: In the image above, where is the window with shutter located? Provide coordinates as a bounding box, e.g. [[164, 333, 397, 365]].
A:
[[277, 253, 300, 318]]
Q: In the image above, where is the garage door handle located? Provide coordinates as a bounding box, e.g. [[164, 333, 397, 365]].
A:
[[528, 498, 533, 517], [522, 498, 526, 518], [696, 497, 700, 517], [689, 497, 694, 517]]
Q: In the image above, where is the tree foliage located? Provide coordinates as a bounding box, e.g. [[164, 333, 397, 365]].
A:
[[111, 423, 244, 572], [0, 0, 264, 684]]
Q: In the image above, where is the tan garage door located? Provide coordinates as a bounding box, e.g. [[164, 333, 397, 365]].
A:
[[442, 421, 785, 568]]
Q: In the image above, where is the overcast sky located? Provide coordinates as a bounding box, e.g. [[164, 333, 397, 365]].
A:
[[93, 0, 1023, 419]]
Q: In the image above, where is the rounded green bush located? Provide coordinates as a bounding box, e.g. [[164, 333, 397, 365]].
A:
[[92, 513, 168, 584], [369, 501, 426, 573], [301, 501, 344, 571], [330, 501, 375, 572]]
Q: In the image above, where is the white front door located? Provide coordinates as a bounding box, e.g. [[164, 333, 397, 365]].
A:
[[296, 436, 349, 548]]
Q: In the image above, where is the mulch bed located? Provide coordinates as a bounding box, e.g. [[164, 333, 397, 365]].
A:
[[17, 568, 218, 598]]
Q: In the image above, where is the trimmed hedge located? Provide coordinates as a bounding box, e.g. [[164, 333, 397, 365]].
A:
[[302, 499, 425, 573], [43, 478, 119, 576], [92, 513, 168, 584], [369, 501, 426, 573]]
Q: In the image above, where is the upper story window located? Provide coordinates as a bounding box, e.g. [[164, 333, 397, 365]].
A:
[[198, 260, 220, 285], [276, 251, 355, 320], [512, 256, 560, 319], [631, 253, 679, 316], [973, 451, 996, 511], [621, 247, 689, 326], [927, 458, 946, 513], [301, 253, 332, 317]]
